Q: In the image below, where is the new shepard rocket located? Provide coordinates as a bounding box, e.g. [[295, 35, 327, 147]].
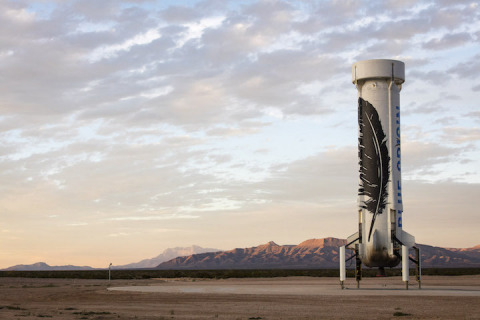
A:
[[339, 59, 420, 289]]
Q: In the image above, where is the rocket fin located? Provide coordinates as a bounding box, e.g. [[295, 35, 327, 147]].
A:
[[400, 230, 415, 248], [346, 232, 359, 249]]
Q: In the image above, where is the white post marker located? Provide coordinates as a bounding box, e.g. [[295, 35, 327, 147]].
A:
[[339, 246, 346, 289], [402, 245, 409, 289]]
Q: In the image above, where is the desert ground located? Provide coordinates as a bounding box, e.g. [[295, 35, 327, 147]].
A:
[[1, 275, 479, 319]]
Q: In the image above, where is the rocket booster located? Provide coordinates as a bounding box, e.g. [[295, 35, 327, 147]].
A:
[[347, 59, 415, 268]]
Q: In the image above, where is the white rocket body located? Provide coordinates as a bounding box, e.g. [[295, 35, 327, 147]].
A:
[[347, 59, 415, 268]]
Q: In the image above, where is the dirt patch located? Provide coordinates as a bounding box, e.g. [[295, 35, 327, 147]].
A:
[[1, 276, 479, 319]]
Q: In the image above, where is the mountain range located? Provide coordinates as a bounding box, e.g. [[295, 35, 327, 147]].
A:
[[114, 245, 220, 269], [2, 262, 94, 271], [158, 238, 348, 269], [3, 238, 480, 271], [157, 238, 480, 269], [2, 246, 220, 271]]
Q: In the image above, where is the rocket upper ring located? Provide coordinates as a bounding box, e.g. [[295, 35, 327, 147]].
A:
[[352, 59, 405, 85]]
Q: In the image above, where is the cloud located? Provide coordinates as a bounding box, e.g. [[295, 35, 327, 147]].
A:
[[465, 111, 480, 121], [402, 141, 465, 178], [423, 32, 473, 50], [108, 214, 199, 221], [434, 116, 456, 125], [441, 127, 480, 144], [87, 28, 162, 62], [448, 54, 480, 79], [254, 147, 357, 204], [408, 70, 450, 84], [1, 0, 480, 267]]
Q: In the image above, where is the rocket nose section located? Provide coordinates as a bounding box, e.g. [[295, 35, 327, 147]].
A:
[[352, 59, 405, 84]]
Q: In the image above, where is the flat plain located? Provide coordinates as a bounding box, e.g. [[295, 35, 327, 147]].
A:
[[1, 275, 479, 319]]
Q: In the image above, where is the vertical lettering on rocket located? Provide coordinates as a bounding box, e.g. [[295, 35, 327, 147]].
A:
[[395, 106, 402, 205]]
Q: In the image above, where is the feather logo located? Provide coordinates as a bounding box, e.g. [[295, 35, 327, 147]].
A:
[[358, 98, 390, 241]]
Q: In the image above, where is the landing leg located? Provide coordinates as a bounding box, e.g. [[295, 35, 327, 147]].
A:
[[414, 246, 421, 289], [402, 245, 409, 290], [339, 246, 346, 289], [377, 267, 386, 277], [355, 244, 362, 288]]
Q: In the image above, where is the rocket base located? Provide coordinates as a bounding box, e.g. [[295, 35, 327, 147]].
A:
[[338, 244, 421, 289]]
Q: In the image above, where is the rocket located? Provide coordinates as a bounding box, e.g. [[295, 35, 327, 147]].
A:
[[340, 59, 420, 288]]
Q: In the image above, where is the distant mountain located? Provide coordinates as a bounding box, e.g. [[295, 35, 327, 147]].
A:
[[417, 243, 480, 267], [157, 238, 349, 269], [115, 245, 221, 269], [4, 240, 479, 271], [2, 262, 94, 271], [1, 246, 220, 271], [157, 238, 480, 269]]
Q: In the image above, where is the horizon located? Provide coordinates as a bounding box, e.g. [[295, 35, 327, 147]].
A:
[[4, 236, 480, 269], [1, 0, 479, 269], [3, 236, 480, 270]]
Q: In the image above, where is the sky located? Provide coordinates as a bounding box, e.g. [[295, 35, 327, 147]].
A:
[[0, 0, 479, 268]]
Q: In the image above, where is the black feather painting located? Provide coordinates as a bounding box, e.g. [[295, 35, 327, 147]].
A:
[[358, 98, 390, 242]]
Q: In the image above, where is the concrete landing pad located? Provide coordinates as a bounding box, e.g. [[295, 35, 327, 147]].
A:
[[108, 279, 480, 297]]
